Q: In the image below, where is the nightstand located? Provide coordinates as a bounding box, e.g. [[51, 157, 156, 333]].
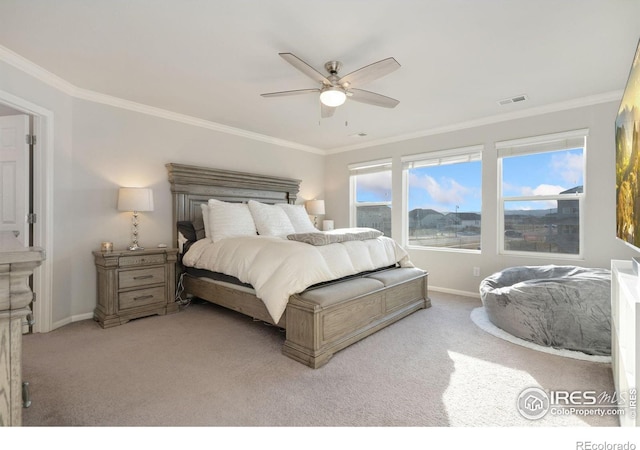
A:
[[93, 248, 179, 328]]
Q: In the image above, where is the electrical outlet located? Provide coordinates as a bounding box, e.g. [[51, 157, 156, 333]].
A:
[[473, 267, 480, 277]]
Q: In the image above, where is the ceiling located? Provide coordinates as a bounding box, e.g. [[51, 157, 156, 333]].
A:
[[1, 1, 639, 153]]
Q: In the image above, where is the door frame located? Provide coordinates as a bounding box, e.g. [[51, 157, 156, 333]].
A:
[[0, 89, 53, 333]]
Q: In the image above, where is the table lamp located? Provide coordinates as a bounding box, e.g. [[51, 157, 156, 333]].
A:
[[118, 187, 154, 250], [306, 199, 325, 228]]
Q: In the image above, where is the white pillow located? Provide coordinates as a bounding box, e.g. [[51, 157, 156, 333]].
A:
[[208, 199, 257, 242], [276, 203, 317, 233], [200, 203, 211, 240], [248, 200, 296, 237]]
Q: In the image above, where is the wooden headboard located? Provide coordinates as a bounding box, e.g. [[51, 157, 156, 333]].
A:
[[166, 163, 301, 244]]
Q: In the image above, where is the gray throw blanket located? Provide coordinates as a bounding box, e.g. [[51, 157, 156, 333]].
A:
[[287, 228, 383, 246]]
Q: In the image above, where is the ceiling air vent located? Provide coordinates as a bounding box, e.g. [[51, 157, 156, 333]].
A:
[[498, 94, 528, 106]]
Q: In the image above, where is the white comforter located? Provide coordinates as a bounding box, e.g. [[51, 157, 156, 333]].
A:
[[182, 234, 413, 323]]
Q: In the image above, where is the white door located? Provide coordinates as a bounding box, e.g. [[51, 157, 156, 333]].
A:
[[0, 115, 30, 246]]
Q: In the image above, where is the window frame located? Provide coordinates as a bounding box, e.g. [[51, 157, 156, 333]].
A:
[[348, 158, 393, 234], [401, 144, 483, 253], [496, 129, 588, 259]]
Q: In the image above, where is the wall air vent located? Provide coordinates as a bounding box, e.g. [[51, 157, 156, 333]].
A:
[[498, 94, 528, 106]]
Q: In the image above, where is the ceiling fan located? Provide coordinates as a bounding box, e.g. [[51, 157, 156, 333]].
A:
[[261, 53, 401, 118]]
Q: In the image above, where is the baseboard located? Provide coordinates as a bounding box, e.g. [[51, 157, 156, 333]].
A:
[[51, 312, 94, 331], [429, 285, 480, 299]]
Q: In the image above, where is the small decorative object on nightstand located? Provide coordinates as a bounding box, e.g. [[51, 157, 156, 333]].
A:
[[93, 247, 179, 328]]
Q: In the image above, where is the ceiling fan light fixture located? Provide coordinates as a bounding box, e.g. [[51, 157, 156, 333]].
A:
[[320, 87, 347, 107]]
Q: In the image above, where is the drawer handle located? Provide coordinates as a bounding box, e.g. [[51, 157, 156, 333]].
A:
[[133, 294, 154, 301], [133, 275, 154, 280]]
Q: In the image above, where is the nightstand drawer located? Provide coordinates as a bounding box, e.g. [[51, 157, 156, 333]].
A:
[[119, 267, 165, 289], [119, 286, 166, 310], [119, 253, 166, 267]]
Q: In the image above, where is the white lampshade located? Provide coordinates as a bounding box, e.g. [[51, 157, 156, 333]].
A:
[[306, 199, 325, 215], [319, 88, 346, 107], [117, 187, 154, 212]]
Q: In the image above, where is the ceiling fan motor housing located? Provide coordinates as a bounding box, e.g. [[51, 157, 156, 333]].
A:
[[325, 61, 342, 75]]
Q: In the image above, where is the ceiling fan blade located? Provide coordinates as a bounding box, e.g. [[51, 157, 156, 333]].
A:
[[321, 102, 336, 118], [338, 57, 400, 88], [279, 53, 332, 86], [261, 88, 320, 98], [349, 89, 400, 108]]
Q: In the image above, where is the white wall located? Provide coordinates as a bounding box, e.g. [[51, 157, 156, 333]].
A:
[[0, 59, 324, 327], [324, 101, 639, 296]]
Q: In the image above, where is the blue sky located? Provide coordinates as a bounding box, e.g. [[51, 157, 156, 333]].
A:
[[356, 148, 584, 214]]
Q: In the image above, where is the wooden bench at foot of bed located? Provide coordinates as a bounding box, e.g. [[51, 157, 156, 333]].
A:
[[182, 267, 430, 368], [284, 267, 430, 368]]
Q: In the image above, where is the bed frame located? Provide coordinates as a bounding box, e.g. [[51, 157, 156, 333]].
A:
[[167, 163, 430, 368]]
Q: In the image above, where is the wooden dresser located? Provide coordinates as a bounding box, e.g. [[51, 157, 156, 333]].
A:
[[0, 232, 45, 426], [93, 248, 178, 328]]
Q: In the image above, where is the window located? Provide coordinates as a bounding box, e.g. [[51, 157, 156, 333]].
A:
[[402, 145, 483, 251], [497, 129, 587, 257], [349, 159, 392, 237]]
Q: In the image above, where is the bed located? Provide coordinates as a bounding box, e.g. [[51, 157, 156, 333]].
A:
[[167, 163, 430, 368]]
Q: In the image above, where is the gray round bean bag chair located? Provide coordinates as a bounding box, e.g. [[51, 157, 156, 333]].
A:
[[479, 265, 611, 356]]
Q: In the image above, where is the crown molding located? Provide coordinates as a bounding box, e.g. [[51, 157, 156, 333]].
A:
[[0, 45, 324, 155], [0, 45, 78, 96], [1, 44, 621, 157], [325, 90, 623, 155]]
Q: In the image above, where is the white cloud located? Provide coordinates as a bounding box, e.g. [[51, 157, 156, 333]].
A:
[[550, 152, 583, 186], [356, 171, 392, 199], [410, 173, 470, 206], [521, 184, 567, 196]]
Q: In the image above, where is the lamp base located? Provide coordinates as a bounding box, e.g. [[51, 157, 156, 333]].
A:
[[128, 244, 145, 251]]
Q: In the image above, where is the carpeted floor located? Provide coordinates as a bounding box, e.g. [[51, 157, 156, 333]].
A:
[[20, 291, 618, 427]]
